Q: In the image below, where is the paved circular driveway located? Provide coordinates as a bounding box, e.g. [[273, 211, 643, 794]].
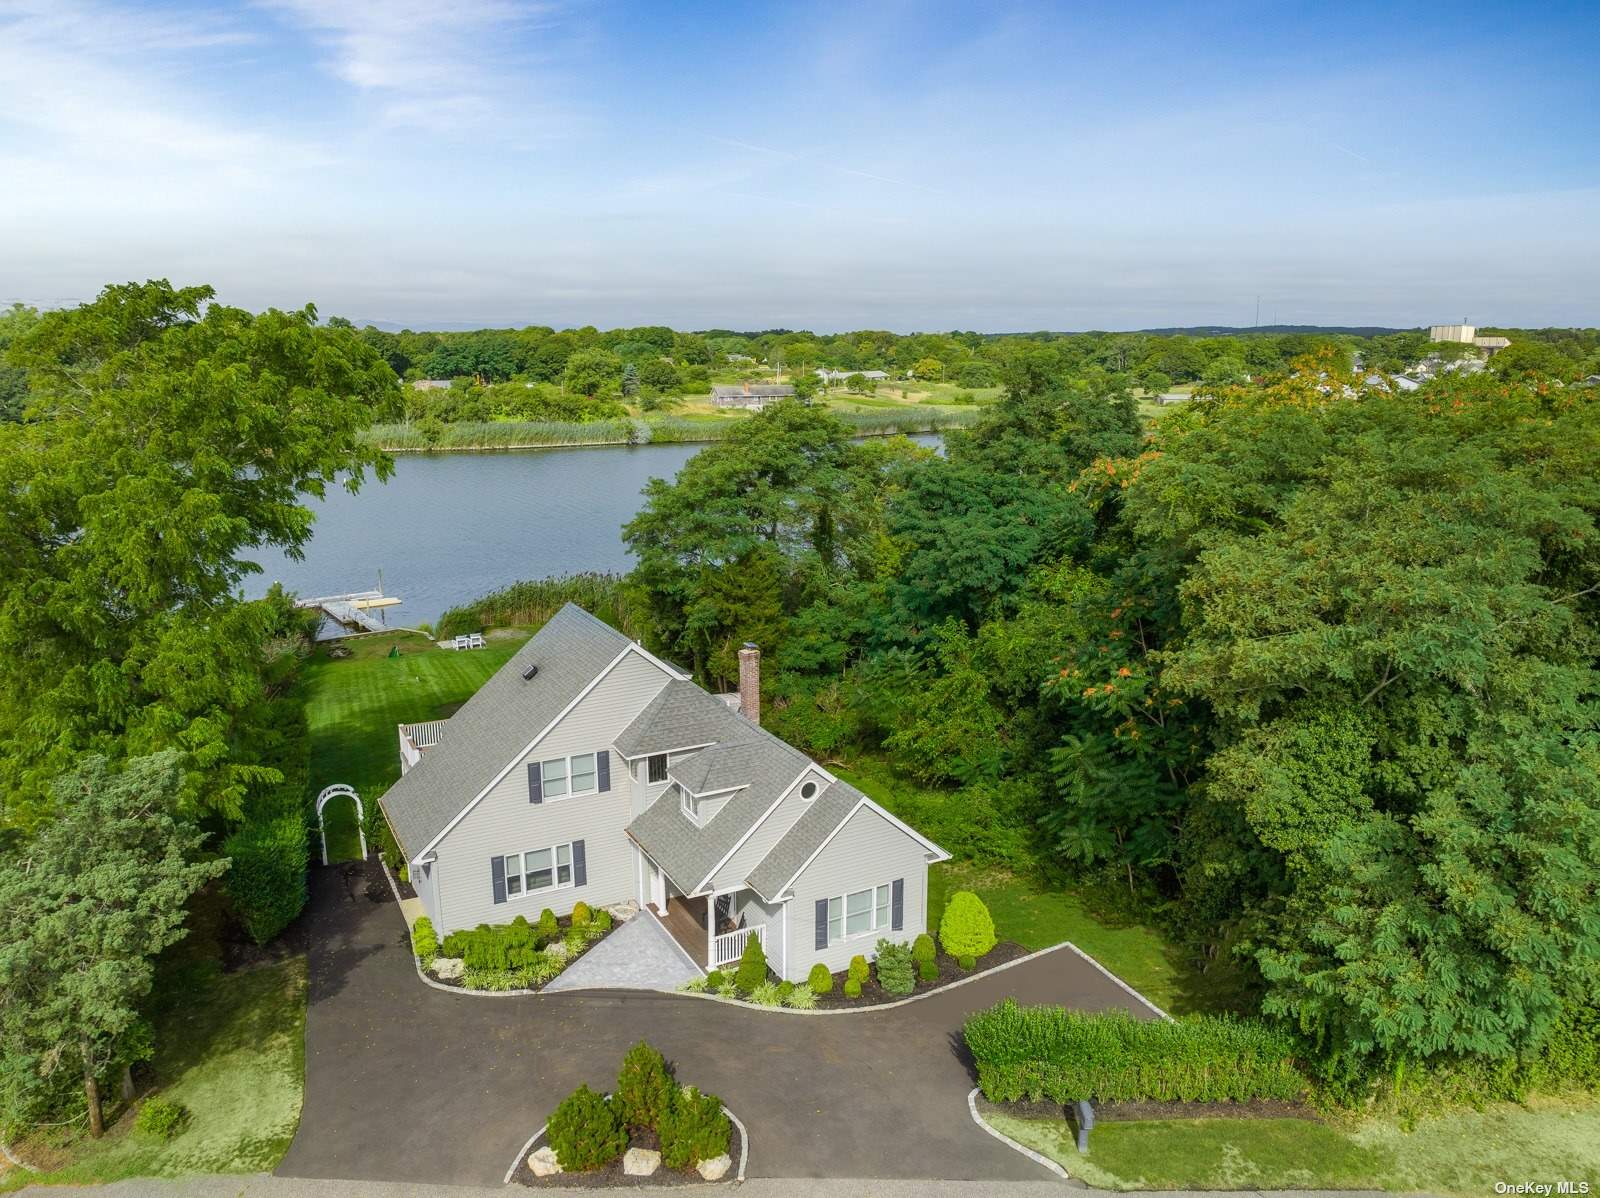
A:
[[276, 866, 1155, 1186]]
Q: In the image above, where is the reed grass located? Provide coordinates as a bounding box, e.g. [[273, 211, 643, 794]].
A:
[[436, 573, 641, 640]]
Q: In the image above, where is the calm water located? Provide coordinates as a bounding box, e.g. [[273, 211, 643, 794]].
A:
[[245, 435, 938, 627]]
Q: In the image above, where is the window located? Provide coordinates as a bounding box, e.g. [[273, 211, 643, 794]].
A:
[[505, 842, 574, 897], [538, 752, 599, 800], [799, 779, 818, 799], [826, 883, 893, 943], [679, 787, 696, 824], [647, 754, 668, 784]]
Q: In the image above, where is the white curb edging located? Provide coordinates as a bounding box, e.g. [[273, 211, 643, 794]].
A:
[[966, 1086, 1070, 1181], [503, 1120, 547, 1185]]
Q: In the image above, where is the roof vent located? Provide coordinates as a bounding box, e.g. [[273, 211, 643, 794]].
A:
[[521, 664, 539, 681]]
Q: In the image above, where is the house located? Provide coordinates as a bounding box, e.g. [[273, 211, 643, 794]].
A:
[[709, 382, 795, 411], [410, 379, 453, 391], [816, 368, 889, 384], [380, 605, 949, 979]]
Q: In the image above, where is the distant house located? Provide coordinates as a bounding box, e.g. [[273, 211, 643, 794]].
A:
[[411, 379, 452, 391], [710, 382, 796, 411], [725, 353, 756, 364], [816, 368, 889, 384]]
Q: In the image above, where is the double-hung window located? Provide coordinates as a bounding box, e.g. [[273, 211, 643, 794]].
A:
[[505, 842, 573, 897], [826, 883, 892, 943], [647, 753, 668, 784], [540, 752, 598, 800]]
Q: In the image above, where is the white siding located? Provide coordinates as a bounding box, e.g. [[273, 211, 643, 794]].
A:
[[782, 806, 929, 980], [707, 765, 824, 891], [411, 856, 441, 928], [430, 653, 671, 934], [630, 748, 700, 818], [731, 889, 788, 978]]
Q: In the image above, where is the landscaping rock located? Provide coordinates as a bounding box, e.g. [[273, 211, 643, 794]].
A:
[[604, 899, 639, 922], [696, 1153, 732, 1181], [544, 939, 570, 962], [431, 957, 464, 980], [528, 1146, 562, 1177], [623, 1147, 661, 1176]]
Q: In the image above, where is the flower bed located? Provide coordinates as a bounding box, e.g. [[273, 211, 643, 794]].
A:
[[413, 903, 618, 993], [515, 1043, 741, 1187]]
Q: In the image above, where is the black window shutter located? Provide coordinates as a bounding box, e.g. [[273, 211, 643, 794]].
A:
[[596, 750, 610, 793], [815, 898, 828, 949], [491, 856, 507, 905], [572, 840, 587, 886], [528, 762, 542, 804], [891, 878, 904, 931]]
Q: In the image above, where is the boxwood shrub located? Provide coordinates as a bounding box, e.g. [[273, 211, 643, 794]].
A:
[[963, 1000, 1305, 1104], [807, 963, 833, 995]]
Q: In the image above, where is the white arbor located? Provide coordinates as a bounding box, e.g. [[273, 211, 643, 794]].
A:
[[315, 784, 367, 866]]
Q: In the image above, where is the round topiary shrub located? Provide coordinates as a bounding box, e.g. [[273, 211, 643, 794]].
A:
[[807, 962, 834, 995], [847, 955, 870, 986], [734, 931, 769, 992], [547, 1083, 626, 1171], [843, 977, 862, 999], [593, 909, 613, 932], [571, 900, 592, 927], [136, 1097, 189, 1141], [705, 969, 726, 989], [911, 932, 936, 964], [537, 908, 560, 940], [615, 1041, 674, 1130], [938, 891, 997, 961]]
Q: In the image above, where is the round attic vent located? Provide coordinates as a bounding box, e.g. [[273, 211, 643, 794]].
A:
[[800, 780, 818, 799]]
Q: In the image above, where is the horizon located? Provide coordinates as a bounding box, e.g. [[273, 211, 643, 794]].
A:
[[3, 1, 1596, 329]]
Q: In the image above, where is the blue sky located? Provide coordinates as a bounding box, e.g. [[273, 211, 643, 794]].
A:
[[2, 0, 1596, 330]]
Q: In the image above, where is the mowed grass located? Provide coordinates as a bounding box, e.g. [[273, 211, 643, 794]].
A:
[[3, 959, 308, 1190], [985, 1101, 1600, 1196], [302, 629, 531, 803]]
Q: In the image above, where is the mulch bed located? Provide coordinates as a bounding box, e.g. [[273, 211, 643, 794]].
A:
[[978, 1093, 1319, 1124], [515, 1124, 738, 1188], [811, 940, 1032, 1008]]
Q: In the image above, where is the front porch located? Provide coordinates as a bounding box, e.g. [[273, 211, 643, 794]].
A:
[[651, 892, 764, 971]]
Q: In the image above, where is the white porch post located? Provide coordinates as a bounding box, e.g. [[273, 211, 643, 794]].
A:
[[705, 896, 714, 967]]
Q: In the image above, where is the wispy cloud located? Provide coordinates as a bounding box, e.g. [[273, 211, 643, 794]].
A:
[[262, 0, 565, 133]]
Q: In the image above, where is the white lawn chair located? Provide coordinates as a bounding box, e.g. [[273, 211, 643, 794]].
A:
[[468, 633, 486, 649], [453, 634, 469, 650]]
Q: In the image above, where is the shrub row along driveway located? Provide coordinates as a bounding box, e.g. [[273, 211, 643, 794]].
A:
[[276, 866, 1155, 1186]]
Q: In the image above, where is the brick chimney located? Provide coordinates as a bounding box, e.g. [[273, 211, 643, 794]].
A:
[[737, 643, 760, 725]]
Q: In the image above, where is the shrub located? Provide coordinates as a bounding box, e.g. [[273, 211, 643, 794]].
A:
[[463, 967, 526, 991], [135, 1097, 189, 1140], [777, 981, 794, 1001], [616, 1042, 674, 1130], [874, 940, 915, 996], [939, 891, 997, 961], [547, 1084, 627, 1171], [911, 933, 937, 964], [658, 1086, 731, 1169], [524, 955, 563, 987], [958, 954, 976, 970], [784, 986, 817, 1010], [734, 932, 769, 992], [411, 916, 438, 967], [593, 909, 613, 932], [918, 958, 938, 983], [847, 955, 870, 986], [705, 969, 725, 989], [537, 908, 559, 940], [571, 900, 592, 927], [963, 1000, 1305, 1104], [463, 933, 509, 971], [564, 929, 589, 955], [748, 981, 783, 1006], [681, 976, 708, 993], [843, 977, 862, 999], [716, 979, 740, 998], [223, 811, 309, 944], [807, 963, 834, 995]]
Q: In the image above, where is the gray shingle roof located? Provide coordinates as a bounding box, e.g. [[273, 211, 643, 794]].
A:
[[379, 604, 636, 858], [626, 720, 812, 892], [613, 680, 734, 759], [746, 779, 868, 900]]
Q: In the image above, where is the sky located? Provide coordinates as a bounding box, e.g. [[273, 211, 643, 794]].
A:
[[2, 0, 1597, 332]]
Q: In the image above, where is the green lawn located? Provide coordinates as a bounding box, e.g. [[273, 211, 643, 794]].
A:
[[3, 958, 308, 1190], [302, 629, 532, 803], [319, 792, 363, 863], [985, 1102, 1600, 1196]]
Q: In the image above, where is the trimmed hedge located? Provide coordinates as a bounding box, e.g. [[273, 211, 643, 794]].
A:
[[964, 1000, 1305, 1104], [223, 811, 309, 945]]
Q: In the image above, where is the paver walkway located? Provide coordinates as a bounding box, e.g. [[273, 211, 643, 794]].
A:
[[277, 864, 1156, 1187], [542, 908, 702, 992]]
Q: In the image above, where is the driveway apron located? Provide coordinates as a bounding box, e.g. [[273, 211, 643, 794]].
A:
[[277, 865, 1152, 1186]]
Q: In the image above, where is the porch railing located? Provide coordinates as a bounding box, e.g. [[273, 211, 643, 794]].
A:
[[713, 924, 763, 968]]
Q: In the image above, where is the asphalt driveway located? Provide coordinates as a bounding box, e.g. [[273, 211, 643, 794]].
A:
[[276, 864, 1157, 1186]]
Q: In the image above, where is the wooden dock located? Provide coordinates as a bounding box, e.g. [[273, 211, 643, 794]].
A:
[[295, 590, 402, 634]]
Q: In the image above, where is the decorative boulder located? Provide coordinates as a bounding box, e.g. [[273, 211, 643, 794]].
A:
[[604, 900, 639, 922], [544, 939, 570, 962], [697, 1153, 733, 1181], [623, 1147, 661, 1176], [528, 1146, 562, 1177], [431, 957, 464, 980]]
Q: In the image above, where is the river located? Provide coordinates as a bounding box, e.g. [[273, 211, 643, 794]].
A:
[[245, 435, 938, 628]]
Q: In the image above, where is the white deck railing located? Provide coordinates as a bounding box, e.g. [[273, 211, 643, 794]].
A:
[[398, 720, 449, 776], [713, 924, 763, 968]]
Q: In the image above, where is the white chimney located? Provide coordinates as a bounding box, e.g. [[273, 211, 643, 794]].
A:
[[737, 643, 760, 725]]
